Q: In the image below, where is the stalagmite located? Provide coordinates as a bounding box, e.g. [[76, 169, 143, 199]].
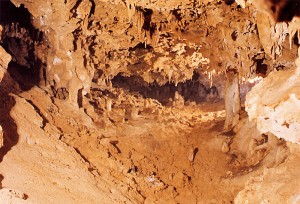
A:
[[224, 68, 241, 131], [188, 147, 198, 162], [106, 98, 112, 111], [221, 141, 230, 153], [107, 80, 113, 89], [144, 98, 150, 108], [130, 107, 139, 120]]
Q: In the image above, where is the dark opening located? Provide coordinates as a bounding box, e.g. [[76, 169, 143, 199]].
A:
[[112, 72, 220, 106], [255, 59, 268, 77], [277, 0, 300, 22], [0, 0, 43, 90], [293, 31, 299, 45], [141, 8, 153, 31], [129, 42, 154, 52], [171, 9, 183, 21], [231, 31, 238, 41], [224, 0, 235, 6]]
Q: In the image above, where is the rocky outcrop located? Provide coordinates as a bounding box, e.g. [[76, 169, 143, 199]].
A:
[[246, 56, 300, 144], [9, 0, 93, 106], [236, 3, 300, 202], [244, 8, 300, 143]]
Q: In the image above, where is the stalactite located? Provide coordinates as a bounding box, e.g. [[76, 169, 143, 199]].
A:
[[135, 8, 145, 41], [288, 18, 300, 49]]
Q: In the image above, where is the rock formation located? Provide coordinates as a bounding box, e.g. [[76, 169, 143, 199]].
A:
[[224, 68, 241, 131], [0, 0, 300, 203], [246, 52, 300, 144], [0, 25, 11, 82]]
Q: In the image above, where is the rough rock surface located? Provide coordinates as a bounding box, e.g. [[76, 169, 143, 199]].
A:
[[5, 0, 297, 106], [0, 0, 300, 203], [234, 143, 300, 203], [0, 90, 130, 203], [0, 188, 28, 204], [246, 54, 300, 144], [0, 25, 11, 82]]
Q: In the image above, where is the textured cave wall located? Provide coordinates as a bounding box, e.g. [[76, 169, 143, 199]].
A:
[[2, 0, 298, 124], [0, 24, 12, 149], [5, 0, 298, 107], [8, 0, 94, 106], [246, 48, 300, 144], [0, 25, 11, 82], [244, 0, 300, 144]]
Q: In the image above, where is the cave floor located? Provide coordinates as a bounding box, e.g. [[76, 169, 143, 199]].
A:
[[0, 79, 265, 203], [0, 66, 288, 203]]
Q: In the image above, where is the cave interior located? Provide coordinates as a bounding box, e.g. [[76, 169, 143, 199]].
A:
[[0, 0, 300, 203]]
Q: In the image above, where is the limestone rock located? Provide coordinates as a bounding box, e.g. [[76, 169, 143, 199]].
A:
[[234, 148, 300, 203], [221, 141, 230, 153], [246, 57, 300, 144], [6, 0, 289, 107], [0, 188, 28, 204], [0, 45, 11, 82]]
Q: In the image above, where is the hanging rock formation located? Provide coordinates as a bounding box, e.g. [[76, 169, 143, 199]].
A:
[[6, 0, 298, 106]]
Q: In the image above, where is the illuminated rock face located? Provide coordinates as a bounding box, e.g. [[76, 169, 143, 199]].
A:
[[8, 0, 93, 106], [246, 56, 300, 144], [5, 0, 297, 107], [3, 0, 299, 140]]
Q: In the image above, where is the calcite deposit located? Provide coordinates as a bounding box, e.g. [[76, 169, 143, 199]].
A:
[[246, 54, 300, 144], [0, 0, 300, 203], [7, 0, 294, 102]]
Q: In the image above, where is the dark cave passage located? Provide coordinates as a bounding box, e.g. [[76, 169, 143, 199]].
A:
[[0, 0, 44, 91], [112, 73, 220, 106]]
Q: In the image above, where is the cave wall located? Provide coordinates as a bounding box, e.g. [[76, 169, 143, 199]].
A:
[[244, 2, 300, 144], [3, 0, 300, 143], [0, 25, 9, 146], [0, 25, 11, 82], [9, 0, 93, 106], [3, 0, 297, 108], [1, 0, 300, 202], [246, 49, 300, 144]]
